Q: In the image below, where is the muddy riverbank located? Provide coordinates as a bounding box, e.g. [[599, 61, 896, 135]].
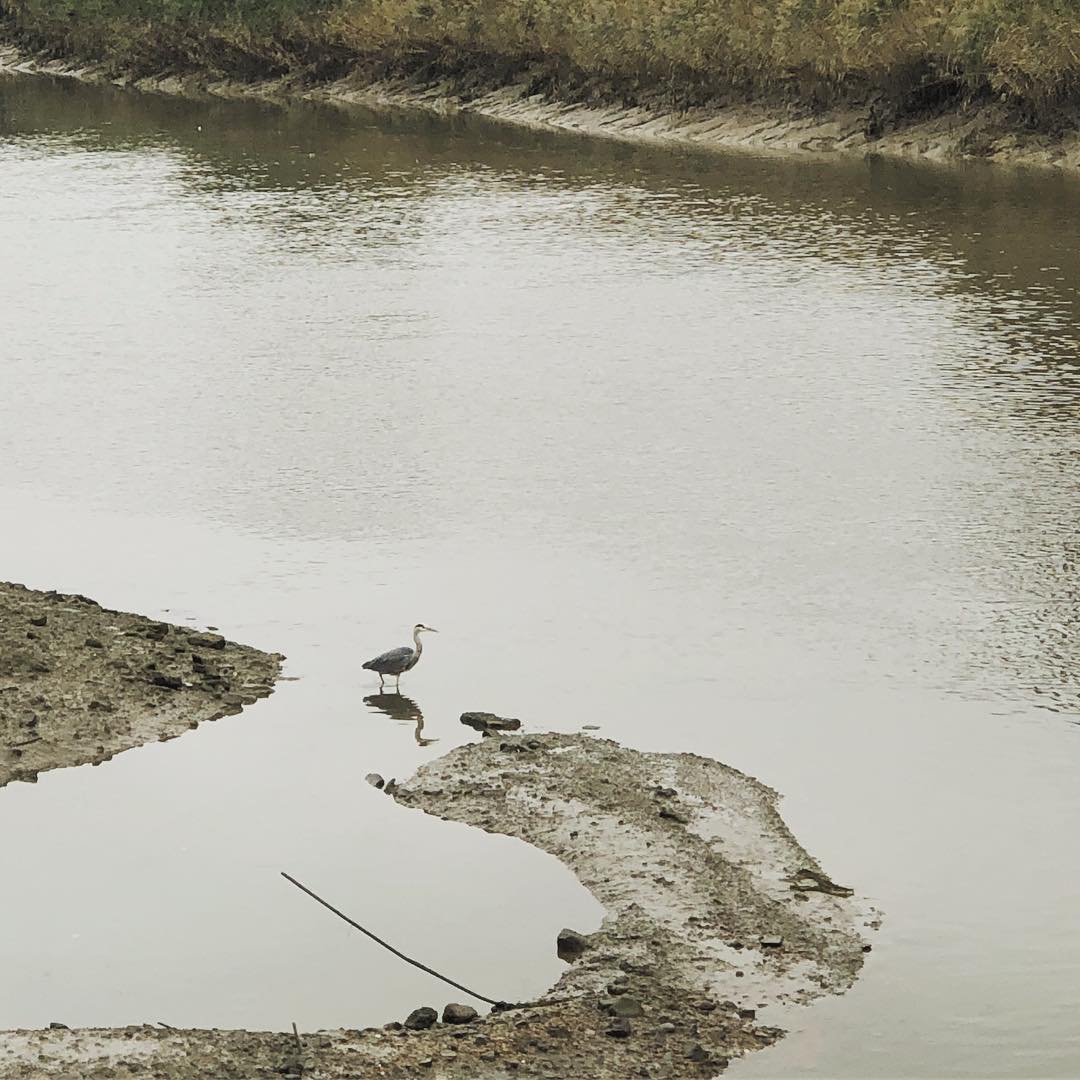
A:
[[0, 581, 282, 788], [5, 43, 1080, 171], [0, 690, 876, 1077]]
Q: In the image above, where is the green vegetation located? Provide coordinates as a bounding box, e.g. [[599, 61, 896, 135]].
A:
[[3, 0, 1080, 122]]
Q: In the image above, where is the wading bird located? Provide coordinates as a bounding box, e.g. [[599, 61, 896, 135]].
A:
[[362, 624, 437, 689]]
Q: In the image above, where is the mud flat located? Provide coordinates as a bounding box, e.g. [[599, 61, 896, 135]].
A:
[[0, 709, 878, 1077], [0, 581, 282, 788]]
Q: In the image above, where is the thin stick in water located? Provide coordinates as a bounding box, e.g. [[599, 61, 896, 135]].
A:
[[280, 871, 504, 1008]]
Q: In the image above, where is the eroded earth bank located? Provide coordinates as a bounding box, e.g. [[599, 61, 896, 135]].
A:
[[0, 583, 877, 1078], [0, 581, 282, 788]]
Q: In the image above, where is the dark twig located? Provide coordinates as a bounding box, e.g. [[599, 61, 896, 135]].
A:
[[280, 872, 505, 1007], [291, 1021, 303, 1054]]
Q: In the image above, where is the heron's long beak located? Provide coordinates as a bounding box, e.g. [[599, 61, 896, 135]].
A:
[[427, 627, 439, 633]]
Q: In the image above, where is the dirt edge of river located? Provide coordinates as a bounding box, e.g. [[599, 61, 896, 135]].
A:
[[0, 586, 878, 1079], [4, 42, 1080, 171], [0, 581, 282, 789]]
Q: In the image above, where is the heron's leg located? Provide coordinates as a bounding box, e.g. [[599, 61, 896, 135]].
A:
[[379, 673, 385, 689], [395, 674, 402, 690]]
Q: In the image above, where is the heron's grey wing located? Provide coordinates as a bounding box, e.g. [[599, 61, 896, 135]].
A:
[[363, 645, 413, 671]]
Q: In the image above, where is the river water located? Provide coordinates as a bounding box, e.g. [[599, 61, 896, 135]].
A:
[[1, 71, 1079, 1077]]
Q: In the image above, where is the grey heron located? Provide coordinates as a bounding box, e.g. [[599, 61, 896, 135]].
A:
[[362, 624, 437, 689]]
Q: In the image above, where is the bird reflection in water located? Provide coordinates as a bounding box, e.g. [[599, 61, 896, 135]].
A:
[[363, 692, 437, 746]]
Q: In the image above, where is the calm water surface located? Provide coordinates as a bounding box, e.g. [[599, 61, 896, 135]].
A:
[[2, 73, 1080, 1077]]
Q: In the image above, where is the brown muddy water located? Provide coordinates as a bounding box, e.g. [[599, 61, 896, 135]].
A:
[[1, 72, 1079, 1077]]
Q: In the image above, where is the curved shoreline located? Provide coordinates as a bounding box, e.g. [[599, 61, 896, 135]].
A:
[[0, 585, 877, 1078], [5, 42, 1080, 173]]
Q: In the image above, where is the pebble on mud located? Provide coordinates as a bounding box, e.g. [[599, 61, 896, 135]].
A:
[[365, 772, 385, 790], [603, 996, 643, 1018]]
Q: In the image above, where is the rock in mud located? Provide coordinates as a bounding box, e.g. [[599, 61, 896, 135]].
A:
[[556, 928, 589, 961], [404, 1007, 438, 1031], [460, 711, 522, 733], [442, 1004, 478, 1024]]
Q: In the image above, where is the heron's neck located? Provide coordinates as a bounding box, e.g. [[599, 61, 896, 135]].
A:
[[412, 628, 423, 654]]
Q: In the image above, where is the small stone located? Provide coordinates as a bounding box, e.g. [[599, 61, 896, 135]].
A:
[[658, 1022, 676, 1034], [145, 623, 169, 641], [582, 724, 600, 730], [605, 1018, 632, 1038], [557, 928, 588, 961], [609, 996, 643, 1018], [382, 1022, 402, 1031], [687, 1044, 710, 1063], [607, 982, 629, 995], [84, 638, 104, 649], [442, 1004, 478, 1024], [760, 935, 783, 948], [654, 787, 677, 798], [480, 1050, 496, 1061], [862, 944, 873, 952], [695, 1001, 717, 1013], [658, 806, 689, 823], [149, 672, 183, 690], [365, 773, 385, 790], [29, 615, 47, 627], [48, 1022, 69, 1030], [404, 1007, 437, 1031], [739, 1008, 756, 1020], [418, 1059, 433, 1069]]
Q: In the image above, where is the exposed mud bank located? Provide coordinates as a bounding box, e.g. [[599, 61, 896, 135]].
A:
[[0, 726, 877, 1078], [5, 42, 1080, 171], [0, 581, 282, 788]]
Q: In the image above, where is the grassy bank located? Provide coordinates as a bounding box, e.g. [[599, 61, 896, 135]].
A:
[[3, 0, 1080, 127]]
